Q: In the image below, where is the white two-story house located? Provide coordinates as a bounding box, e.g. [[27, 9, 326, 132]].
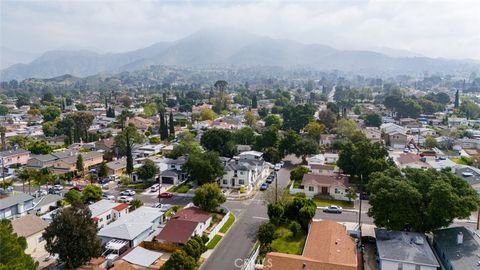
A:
[[220, 151, 269, 191]]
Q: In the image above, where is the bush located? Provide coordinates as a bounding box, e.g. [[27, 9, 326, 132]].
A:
[[257, 222, 276, 246], [267, 203, 284, 226], [290, 166, 310, 182], [289, 221, 301, 237]]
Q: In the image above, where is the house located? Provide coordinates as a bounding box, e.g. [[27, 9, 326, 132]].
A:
[[11, 215, 49, 261], [375, 228, 439, 270], [362, 127, 382, 144], [0, 191, 34, 219], [433, 226, 479, 270], [126, 117, 155, 132], [120, 246, 163, 268], [320, 134, 336, 145], [51, 151, 104, 174], [263, 220, 357, 270], [307, 154, 325, 165], [96, 138, 115, 152], [98, 206, 165, 247], [395, 153, 431, 169], [220, 157, 269, 190], [192, 103, 212, 114], [448, 117, 468, 127], [132, 144, 165, 158], [89, 199, 130, 229], [0, 149, 30, 167], [381, 123, 409, 148], [324, 153, 339, 164], [29, 194, 62, 215], [301, 173, 350, 200], [156, 207, 212, 245], [238, 150, 263, 161], [454, 166, 480, 191], [106, 159, 127, 176], [309, 164, 336, 175]]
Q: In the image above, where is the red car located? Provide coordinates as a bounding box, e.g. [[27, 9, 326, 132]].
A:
[[158, 192, 173, 198], [70, 186, 84, 192]]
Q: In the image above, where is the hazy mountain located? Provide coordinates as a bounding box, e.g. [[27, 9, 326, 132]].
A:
[[2, 29, 479, 81], [0, 46, 40, 69]]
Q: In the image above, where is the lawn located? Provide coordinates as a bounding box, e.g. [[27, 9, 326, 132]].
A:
[[271, 226, 306, 255], [313, 197, 354, 208], [219, 213, 236, 234], [451, 157, 473, 165], [207, 235, 222, 249], [164, 206, 184, 218], [168, 183, 192, 193]]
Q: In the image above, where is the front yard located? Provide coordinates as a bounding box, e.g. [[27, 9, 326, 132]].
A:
[[219, 213, 235, 233], [206, 235, 222, 249], [270, 226, 306, 255], [167, 183, 192, 193], [313, 197, 354, 208]]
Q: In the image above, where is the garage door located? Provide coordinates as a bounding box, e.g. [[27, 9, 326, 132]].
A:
[[162, 177, 174, 184]]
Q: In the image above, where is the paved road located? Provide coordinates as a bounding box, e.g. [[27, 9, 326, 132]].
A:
[[315, 209, 374, 224]]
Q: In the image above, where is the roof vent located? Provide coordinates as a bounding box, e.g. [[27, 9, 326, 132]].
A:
[[457, 231, 464, 245], [412, 236, 424, 245]]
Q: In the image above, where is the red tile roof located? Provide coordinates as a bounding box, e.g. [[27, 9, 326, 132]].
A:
[[113, 203, 129, 211], [156, 219, 198, 244], [173, 207, 211, 223]]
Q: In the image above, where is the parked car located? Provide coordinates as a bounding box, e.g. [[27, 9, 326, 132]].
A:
[[118, 196, 133, 203], [150, 184, 160, 192], [260, 183, 269, 191], [48, 188, 61, 195], [70, 186, 84, 192], [36, 189, 48, 197], [274, 164, 282, 171], [102, 193, 115, 200], [53, 184, 63, 190], [323, 205, 343, 214], [120, 189, 136, 196], [266, 177, 274, 184], [158, 192, 173, 198]]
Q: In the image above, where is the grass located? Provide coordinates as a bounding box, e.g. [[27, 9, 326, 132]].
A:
[[313, 197, 354, 208], [219, 213, 235, 234], [168, 183, 192, 193], [207, 235, 222, 249], [451, 156, 473, 165], [270, 226, 306, 255], [164, 206, 184, 218]]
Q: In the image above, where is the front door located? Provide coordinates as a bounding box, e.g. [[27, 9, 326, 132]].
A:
[[321, 187, 328, 194], [231, 178, 235, 187]]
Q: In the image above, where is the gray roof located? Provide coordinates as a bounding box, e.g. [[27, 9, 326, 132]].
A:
[[89, 199, 121, 217], [161, 169, 181, 177], [0, 192, 34, 210], [454, 166, 480, 186], [30, 154, 57, 162], [107, 159, 127, 170], [0, 149, 30, 158], [434, 227, 480, 270], [122, 246, 162, 267], [375, 228, 439, 267], [31, 194, 62, 210]]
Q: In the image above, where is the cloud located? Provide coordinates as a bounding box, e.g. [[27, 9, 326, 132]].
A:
[[0, 0, 479, 59]]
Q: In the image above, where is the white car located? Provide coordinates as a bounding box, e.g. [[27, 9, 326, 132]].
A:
[[118, 196, 133, 203], [102, 193, 115, 200], [274, 164, 282, 171], [150, 184, 160, 192], [121, 190, 136, 196], [53, 184, 63, 190], [36, 189, 48, 196]]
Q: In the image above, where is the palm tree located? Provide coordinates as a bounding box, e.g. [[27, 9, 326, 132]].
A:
[[0, 126, 6, 151]]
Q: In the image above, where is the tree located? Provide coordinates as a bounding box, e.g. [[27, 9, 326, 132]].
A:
[[244, 111, 256, 127], [43, 202, 101, 268], [258, 107, 269, 118], [0, 219, 37, 270], [41, 106, 61, 122], [16, 95, 30, 108], [282, 104, 316, 132], [364, 113, 382, 127], [130, 199, 143, 210], [289, 221, 301, 237], [252, 94, 258, 108], [168, 132, 202, 158], [263, 147, 281, 164], [64, 190, 82, 204], [200, 108, 216, 121], [267, 203, 284, 225], [8, 135, 31, 149], [27, 140, 52, 154], [183, 152, 224, 185], [304, 121, 325, 142], [0, 126, 5, 151], [119, 96, 132, 107], [168, 111, 175, 137], [200, 128, 236, 157], [233, 127, 256, 145], [257, 222, 276, 246], [183, 236, 207, 261], [136, 159, 159, 182], [192, 183, 226, 212], [161, 250, 196, 270], [81, 184, 102, 203], [459, 98, 480, 119], [264, 114, 282, 129], [0, 104, 9, 116], [76, 154, 84, 176], [334, 119, 359, 139], [425, 136, 438, 149], [97, 162, 108, 178], [368, 168, 480, 232], [75, 103, 87, 111], [114, 123, 144, 160], [317, 109, 337, 130], [290, 166, 310, 182], [454, 89, 460, 108], [284, 196, 316, 229], [254, 126, 279, 151], [345, 188, 358, 202], [212, 80, 230, 113]]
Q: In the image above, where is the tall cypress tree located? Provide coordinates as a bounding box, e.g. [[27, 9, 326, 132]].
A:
[[159, 112, 167, 140], [126, 130, 133, 174], [252, 94, 257, 109], [169, 112, 175, 137], [454, 89, 460, 108]]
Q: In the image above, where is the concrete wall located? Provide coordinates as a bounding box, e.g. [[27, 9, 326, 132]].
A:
[[380, 260, 436, 270]]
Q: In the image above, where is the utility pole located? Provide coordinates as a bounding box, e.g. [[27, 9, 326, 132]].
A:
[[477, 207, 480, 230], [358, 174, 363, 257], [275, 169, 278, 203]]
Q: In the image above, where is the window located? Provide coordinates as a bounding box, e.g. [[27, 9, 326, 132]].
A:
[[239, 180, 245, 185], [335, 188, 340, 194], [308, 186, 314, 192], [397, 263, 403, 270], [240, 171, 244, 175], [38, 236, 44, 242], [107, 214, 111, 220], [223, 180, 227, 185], [415, 265, 420, 270]]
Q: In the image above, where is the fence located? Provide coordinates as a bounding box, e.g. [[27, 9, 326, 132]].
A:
[[242, 245, 260, 270], [206, 210, 231, 243], [289, 182, 305, 195]]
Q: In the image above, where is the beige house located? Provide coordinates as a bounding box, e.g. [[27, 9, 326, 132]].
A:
[[301, 173, 350, 200], [363, 127, 382, 144], [11, 215, 49, 261], [106, 158, 127, 176], [0, 149, 30, 167], [51, 151, 104, 174]]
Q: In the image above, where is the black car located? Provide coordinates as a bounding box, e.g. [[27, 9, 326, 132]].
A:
[[266, 177, 274, 184]]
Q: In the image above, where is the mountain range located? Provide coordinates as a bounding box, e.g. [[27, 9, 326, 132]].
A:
[[1, 29, 479, 81]]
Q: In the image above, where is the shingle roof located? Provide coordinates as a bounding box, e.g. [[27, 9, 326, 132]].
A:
[[11, 214, 49, 237], [375, 228, 439, 267], [302, 173, 349, 187], [433, 226, 480, 270], [0, 192, 33, 210], [0, 149, 30, 158], [173, 207, 211, 223], [156, 219, 198, 244]]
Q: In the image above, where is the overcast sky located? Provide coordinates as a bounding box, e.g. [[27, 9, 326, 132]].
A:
[[1, 0, 479, 60]]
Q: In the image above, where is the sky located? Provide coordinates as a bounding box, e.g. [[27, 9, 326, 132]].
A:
[[1, 0, 479, 60]]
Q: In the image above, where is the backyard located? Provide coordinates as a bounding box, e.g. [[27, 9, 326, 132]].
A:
[[270, 226, 306, 255]]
